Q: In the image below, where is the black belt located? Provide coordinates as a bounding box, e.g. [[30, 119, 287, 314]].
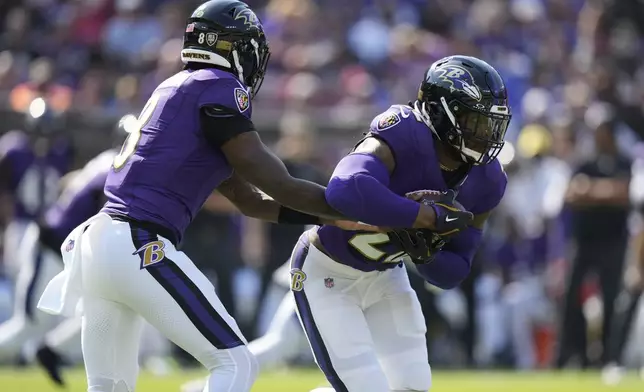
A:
[[107, 213, 179, 247]]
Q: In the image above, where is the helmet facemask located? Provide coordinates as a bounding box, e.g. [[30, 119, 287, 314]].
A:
[[439, 97, 510, 165], [231, 37, 270, 98]]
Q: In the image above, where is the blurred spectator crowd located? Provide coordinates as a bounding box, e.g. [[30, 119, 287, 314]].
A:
[[1, 0, 644, 373], [0, 0, 642, 137]]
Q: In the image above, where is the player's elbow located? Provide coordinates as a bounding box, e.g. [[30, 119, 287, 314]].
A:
[[429, 274, 469, 290], [416, 253, 472, 290], [325, 175, 360, 216]]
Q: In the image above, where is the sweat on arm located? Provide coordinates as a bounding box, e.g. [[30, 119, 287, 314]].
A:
[[217, 172, 321, 225]]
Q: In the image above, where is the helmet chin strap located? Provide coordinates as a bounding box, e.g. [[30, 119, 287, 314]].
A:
[[414, 101, 435, 132]]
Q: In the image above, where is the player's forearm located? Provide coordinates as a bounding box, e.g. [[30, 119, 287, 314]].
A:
[[325, 153, 420, 227], [271, 177, 346, 220], [237, 197, 280, 222], [218, 175, 328, 223], [416, 227, 482, 289], [228, 141, 346, 220], [243, 198, 333, 226], [567, 178, 630, 207]]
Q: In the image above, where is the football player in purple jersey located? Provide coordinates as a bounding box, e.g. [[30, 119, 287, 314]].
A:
[[290, 55, 511, 392], [36, 2, 450, 392]]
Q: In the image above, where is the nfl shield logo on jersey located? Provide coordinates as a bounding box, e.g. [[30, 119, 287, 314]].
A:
[[64, 239, 75, 252], [324, 277, 334, 289]]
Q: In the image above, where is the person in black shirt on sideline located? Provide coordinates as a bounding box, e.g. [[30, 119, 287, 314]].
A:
[[556, 119, 631, 368], [601, 157, 644, 383]]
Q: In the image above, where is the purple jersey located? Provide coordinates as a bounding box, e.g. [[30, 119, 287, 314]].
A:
[[43, 149, 114, 245], [102, 68, 252, 244], [0, 130, 71, 220], [317, 104, 507, 272]]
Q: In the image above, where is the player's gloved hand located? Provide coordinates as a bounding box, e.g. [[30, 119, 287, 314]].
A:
[[388, 229, 446, 264], [409, 189, 473, 235]]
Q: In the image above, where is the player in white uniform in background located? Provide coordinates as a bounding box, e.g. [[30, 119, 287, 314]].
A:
[[0, 98, 71, 363], [0, 98, 70, 280]]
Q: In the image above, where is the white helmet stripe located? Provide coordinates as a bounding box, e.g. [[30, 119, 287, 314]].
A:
[[440, 96, 458, 130], [250, 39, 260, 67], [232, 49, 245, 85]]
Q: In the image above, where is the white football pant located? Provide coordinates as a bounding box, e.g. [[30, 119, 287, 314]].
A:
[[0, 223, 61, 362], [79, 215, 257, 392], [502, 275, 553, 369], [0, 222, 167, 364], [3, 219, 32, 278], [181, 271, 308, 392], [290, 239, 432, 392], [474, 273, 507, 366]]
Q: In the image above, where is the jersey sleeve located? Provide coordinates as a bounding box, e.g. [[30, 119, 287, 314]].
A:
[[197, 78, 252, 120], [470, 160, 508, 215], [196, 78, 255, 148], [367, 107, 417, 166]]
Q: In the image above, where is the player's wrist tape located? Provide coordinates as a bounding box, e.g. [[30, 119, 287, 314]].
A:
[[278, 206, 321, 225]]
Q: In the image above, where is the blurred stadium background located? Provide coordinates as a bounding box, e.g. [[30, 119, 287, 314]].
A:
[[1, 0, 644, 391]]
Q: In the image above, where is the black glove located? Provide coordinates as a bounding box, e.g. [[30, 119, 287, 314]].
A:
[[388, 229, 447, 264], [421, 189, 473, 236]]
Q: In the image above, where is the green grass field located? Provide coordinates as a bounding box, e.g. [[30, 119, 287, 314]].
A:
[[0, 368, 641, 391]]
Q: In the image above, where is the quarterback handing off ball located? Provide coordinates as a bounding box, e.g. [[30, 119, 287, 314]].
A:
[[388, 189, 472, 264]]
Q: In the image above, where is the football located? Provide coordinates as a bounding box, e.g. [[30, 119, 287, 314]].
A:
[[405, 189, 466, 243], [405, 189, 466, 212]]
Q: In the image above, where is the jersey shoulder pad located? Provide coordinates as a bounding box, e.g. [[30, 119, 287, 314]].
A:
[[369, 105, 412, 132], [192, 69, 252, 118], [368, 105, 429, 163]]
